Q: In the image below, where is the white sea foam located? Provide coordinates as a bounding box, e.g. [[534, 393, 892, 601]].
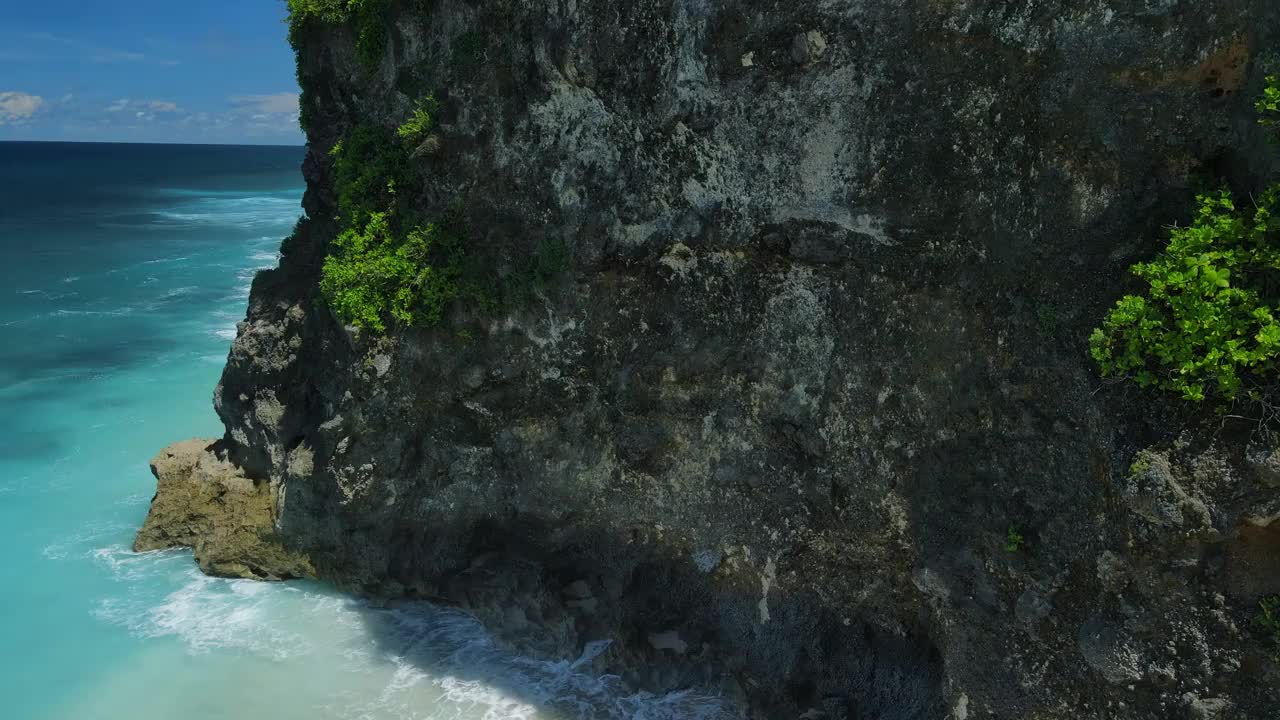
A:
[[65, 178, 737, 720], [41, 521, 132, 560], [155, 195, 301, 230], [92, 544, 188, 582], [89, 545, 739, 719], [364, 605, 737, 720], [158, 286, 197, 299], [53, 307, 135, 317], [123, 574, 311, 661], [115, 492, 152, 507], [142, 255, 190, 265], [16, 288, 78, 301], [157, 187, 306, 199]]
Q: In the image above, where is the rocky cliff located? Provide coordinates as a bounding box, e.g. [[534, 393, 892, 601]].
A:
[[139, 1, 1280, 717]]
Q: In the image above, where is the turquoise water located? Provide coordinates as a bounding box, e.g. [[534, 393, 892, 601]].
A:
[[0, 142, 733, 720]]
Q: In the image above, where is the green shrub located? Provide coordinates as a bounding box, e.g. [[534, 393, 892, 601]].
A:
[[1258, 75, 1280, 131], [286, 0, 349, 25], [286, 0, 388, 72], [1129, 454, 1152, 476], [1091, 78, 1280, 405], [320, 123, 463, 332], [328, 126, 413, 226], [396, 96, 439, 143], [321, 214, 463, 331], [1004, 526, 1025, 552], [352, 0, 389, 71], [1089, 187, 1280, 402]]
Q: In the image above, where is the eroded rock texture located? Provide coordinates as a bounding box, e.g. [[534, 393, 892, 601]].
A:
[[135, 439, 312, 580], [142, 1, 1280, 717]]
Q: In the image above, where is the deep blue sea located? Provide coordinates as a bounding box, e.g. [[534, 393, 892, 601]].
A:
[[0, 142, 732, 720]]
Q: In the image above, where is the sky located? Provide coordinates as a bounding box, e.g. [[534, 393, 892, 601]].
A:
[[0, 0, 304, 145]]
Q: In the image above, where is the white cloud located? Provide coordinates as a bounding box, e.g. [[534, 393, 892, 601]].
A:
[[22, 89, 303, 144], [229, 93, 298, 114], [0, 91, 44, 124], [106, 99, 180, 115]]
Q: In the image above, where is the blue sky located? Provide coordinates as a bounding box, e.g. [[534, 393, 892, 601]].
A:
[[0, 0, 303, 144]]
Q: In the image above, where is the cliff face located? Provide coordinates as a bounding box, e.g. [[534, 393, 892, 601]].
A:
[[142, 1, 1280, 717]]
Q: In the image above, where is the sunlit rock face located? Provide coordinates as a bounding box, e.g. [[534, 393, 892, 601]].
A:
[[144, 1, 1280, 717], [135, 439, 313, 580]]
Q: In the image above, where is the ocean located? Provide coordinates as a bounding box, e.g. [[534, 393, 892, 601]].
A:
[[0, 142, 732, 720]]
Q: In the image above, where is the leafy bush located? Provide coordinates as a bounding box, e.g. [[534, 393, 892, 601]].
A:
[[1004, 525, 1025, 552], [329, 128, 405, 223], [1090, 78, 1280, 404], [1258, 75, 1280, 131], [1089, 188, 1280, 402], [396, 96, 439, 143], [286, 0, 350, 25], [321, 214, 463, 331], [286, 0, 388, 71], [1129, 454, 1152, 476], [320, 124, 463, 332]]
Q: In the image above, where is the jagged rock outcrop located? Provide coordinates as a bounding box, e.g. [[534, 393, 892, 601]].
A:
[[140, 1, 1280, 717], [135, 439, 312, 580]]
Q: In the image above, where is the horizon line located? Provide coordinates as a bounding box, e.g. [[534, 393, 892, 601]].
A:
[[0, 139, 306, 148]]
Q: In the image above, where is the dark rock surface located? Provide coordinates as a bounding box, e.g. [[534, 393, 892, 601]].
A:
[[139, 1, 1280, 717]]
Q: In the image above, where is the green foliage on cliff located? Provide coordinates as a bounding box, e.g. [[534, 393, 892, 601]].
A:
[[286, 0, 388, 71], [1089, 188, 1280, 402], [1258, 76, 1280, 131], [286, 0, 349, 25], [396, 97, 439, 143], [319, 114, 570, 332], [1004, 525, 1025, 552], [287, 0, 390, 132], [321, 213, 465, 331], [1090, 80, 1280, 404], [320, 125, 464, 332], [329, 127, 408, 225]]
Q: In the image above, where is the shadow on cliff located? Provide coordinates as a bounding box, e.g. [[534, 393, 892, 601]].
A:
[[344, 520, 947, 720]]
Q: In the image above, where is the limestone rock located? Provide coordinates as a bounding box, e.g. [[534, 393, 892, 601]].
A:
[[791, 30, 828, 65], [134, 439, 312, 580], [1184, 694, 1231, 720], [1245, 442, 1280, 487], [1078, 615, 1143, 685]]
